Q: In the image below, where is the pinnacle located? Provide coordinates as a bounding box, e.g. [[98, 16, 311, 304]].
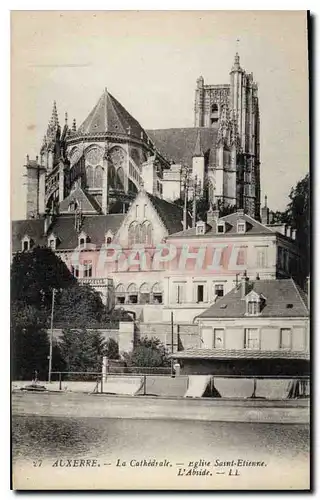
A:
[[231, 52, 241, 72], [49, 100, 59, 128]]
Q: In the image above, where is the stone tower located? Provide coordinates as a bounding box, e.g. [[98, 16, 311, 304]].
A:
[[24, 155, 46, 219], [194, 53, 261, 219]]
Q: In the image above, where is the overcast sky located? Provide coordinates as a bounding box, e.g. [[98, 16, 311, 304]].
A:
[[11, 10, 309, 220]]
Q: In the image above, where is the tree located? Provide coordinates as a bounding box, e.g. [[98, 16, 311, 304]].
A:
[[11, 247, 76, 311], [270, 173, 310, 281], [287, 173, 310, 281], [105, 338, 120, 360], [58, 328, 106, 374], [11, 303, 50, 380], [54, 285, 106, 328], [124, 336, 169, 368]]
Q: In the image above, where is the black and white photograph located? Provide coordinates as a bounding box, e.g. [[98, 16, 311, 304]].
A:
[[10, 10, 310, 490]]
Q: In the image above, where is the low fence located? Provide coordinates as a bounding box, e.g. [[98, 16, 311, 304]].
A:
[[50, 371, 310, 399]]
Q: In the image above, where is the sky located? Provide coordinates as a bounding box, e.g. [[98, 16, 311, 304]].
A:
[[11, 10, 309, 220]]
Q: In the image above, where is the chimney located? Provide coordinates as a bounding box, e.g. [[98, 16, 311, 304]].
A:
[[207, 208, 220, 233], [291, 229, 297, 240], [241, 270, 249, 298], [237, 208, 245, 217], [261, 195, 269, 225]]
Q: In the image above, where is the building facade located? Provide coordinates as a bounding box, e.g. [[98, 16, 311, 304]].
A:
[[173, 277, 309, 377], [24, 53, 261, 223], [25, 89, 169, 220], [12, 190, 302, 324]]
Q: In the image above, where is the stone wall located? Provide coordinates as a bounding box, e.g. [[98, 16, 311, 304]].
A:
[[50, 322, 199, 353], [137, 322, 199, 352], [51, 328, 119, 342]]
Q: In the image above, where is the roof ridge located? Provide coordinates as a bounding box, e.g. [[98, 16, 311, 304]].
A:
[[87, 94, 104, 134], [107, 92, 128, 134]]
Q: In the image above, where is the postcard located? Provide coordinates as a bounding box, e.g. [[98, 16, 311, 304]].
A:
[[11, 10, 310, 490]]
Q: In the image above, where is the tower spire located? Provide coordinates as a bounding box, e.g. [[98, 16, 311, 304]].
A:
[[51, 100, 59, 128], [231, 52, 241, 72]]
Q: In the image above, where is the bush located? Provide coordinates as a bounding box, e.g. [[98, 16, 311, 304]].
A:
[[104, 338, 120, 360], [124, 336, 169, 368]]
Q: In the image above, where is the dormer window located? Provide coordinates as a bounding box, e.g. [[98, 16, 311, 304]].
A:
[[245, 290, 265, 316], [105, 231, 113, 245], [48, 238, 56, 250], [248, 301, 259, 315], [21, 235, 33, 252], [217, 222, 225, 234], [78, 231, 89, 248], [196, 221, 205, 236], [47, 233, 58, 250], [68, 199, 79, 212], [237, 221, 246, 234]]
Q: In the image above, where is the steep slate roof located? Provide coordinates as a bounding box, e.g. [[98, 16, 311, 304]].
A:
[[146, 128, 218, 167], [59, 186, 102, 214], [11, 214, 125, 252], [146, 192, 192, 235], [168, 211, 274, 239], [198, 279, 309, 319], [78, 89, 147, 139], [47, 214, 125, 250], [11, 219, 46, 252], [171, 348, 309, 360]]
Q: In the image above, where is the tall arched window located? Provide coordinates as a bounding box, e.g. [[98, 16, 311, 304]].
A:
[[127, 283, 138, 304], [139, 283, 150, 304], [211, 103, 219, 124], [152, 282, 163, 304], [115, 167, 125, 190], [128, 222, 136, 246], [108, 164, 116, 189], [115, 284, 126, 304], [86, 166, 94, 188], [141, 221, 153, 246], [95, 165, 103, 188], [134, 224, 141, 245]]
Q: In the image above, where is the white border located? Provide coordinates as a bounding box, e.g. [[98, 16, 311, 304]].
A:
[[2, 3, 318, 499]]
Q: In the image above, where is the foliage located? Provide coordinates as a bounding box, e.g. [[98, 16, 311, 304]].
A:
[[124, 336, 170, 368], [105, 338, 120, 360], [54, 285, 106, 328], [11, 247, 76, 311], [11, 303, 50, 380], [269, 210, 290, 225], [58, 328, 106, 373], [270, 173, 310, 281], [105, 308, 134, 328]]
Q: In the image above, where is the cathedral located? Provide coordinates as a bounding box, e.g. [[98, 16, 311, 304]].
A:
[[24, 53, 261, 222], [14, 52, 304, 322]]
